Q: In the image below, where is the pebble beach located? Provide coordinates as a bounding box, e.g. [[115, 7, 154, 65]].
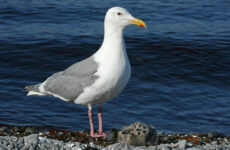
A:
[[0, 125, 229, 150]]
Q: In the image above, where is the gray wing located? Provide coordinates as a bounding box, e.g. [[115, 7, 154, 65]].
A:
[[43, 56, 98, 102]]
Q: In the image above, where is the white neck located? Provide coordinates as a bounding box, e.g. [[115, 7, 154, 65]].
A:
[[95, 20, 127, 59], [104, 20, 124, 41], [102, 20, 124, 48]]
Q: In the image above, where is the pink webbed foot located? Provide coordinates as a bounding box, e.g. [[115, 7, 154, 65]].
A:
[[98, 131, 108, 137], [90, 132, 107, 138]]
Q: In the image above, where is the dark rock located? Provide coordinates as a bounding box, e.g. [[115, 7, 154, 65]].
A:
[[57, 131, 63, 137], [25, 128, 34, 134], [208, 132, 224, 139], [106, 128, 118, 141], [0, 127, 8, 133]]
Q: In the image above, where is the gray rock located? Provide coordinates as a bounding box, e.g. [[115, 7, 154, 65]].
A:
[[118, 122, 158, 146], [102, 143, 126, 150], [24, 134, 39, 146], [17, 138, 24, 149], [186, 148, 203, 150], [8, 144, 14, 149], [2, 141, 8, 146], [133, 146, 148, 150], [178, 140, 187, 149], [89, 142, 96, 148], [44, 143, 54, 149], [21, 145, 30, 150], [148, 146, 157, 150], [29, 145, 36, 150], [157, 144, 172, 150], [38, 143, 47, 150], [132, 146, 150, 150], [0, 144, 7, 150], [64, 142, 87, 150], [212, 141, 218, 145], [123, 145, 132, 150], [170, 140, 187, 149]]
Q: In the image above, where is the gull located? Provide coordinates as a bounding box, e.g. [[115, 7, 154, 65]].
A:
[[25, 7, 146, 137]]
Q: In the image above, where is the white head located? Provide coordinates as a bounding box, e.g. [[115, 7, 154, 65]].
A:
[[104, 7, 146, 31]]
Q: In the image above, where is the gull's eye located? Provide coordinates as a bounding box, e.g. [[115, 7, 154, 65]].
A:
[[117, 12, 122, 16]]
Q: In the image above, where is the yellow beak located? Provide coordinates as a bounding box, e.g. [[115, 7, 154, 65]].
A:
[[129, 17, 146, 28]]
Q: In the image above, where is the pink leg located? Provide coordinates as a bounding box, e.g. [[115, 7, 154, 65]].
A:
[[88, 106, 107, 137], [98, 107, 107, 137], [88, 107, 95, 137]]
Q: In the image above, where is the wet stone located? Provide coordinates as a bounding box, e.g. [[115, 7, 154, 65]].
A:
[[208, 132, 224, 139], [25, 128, 34, 134]]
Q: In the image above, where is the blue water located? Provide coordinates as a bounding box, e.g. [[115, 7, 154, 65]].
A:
[[0, 0, 230, 135]]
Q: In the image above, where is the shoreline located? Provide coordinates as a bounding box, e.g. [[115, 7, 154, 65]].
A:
[[0, 125, 229, 149]]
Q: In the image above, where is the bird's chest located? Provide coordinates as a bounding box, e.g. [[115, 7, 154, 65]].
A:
[[94, 52, 131, 101]]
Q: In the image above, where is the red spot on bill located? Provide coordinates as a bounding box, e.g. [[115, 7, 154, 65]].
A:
[[139, 24, 144, 27]]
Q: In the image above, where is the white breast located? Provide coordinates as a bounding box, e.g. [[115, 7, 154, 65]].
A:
[[75, 39, 131, 106]]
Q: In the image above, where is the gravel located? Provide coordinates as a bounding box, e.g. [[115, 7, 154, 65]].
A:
[[0, 134, 229, 150]]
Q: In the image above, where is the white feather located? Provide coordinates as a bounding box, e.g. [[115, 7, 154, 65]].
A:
[[27, 91, 46, 96]]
